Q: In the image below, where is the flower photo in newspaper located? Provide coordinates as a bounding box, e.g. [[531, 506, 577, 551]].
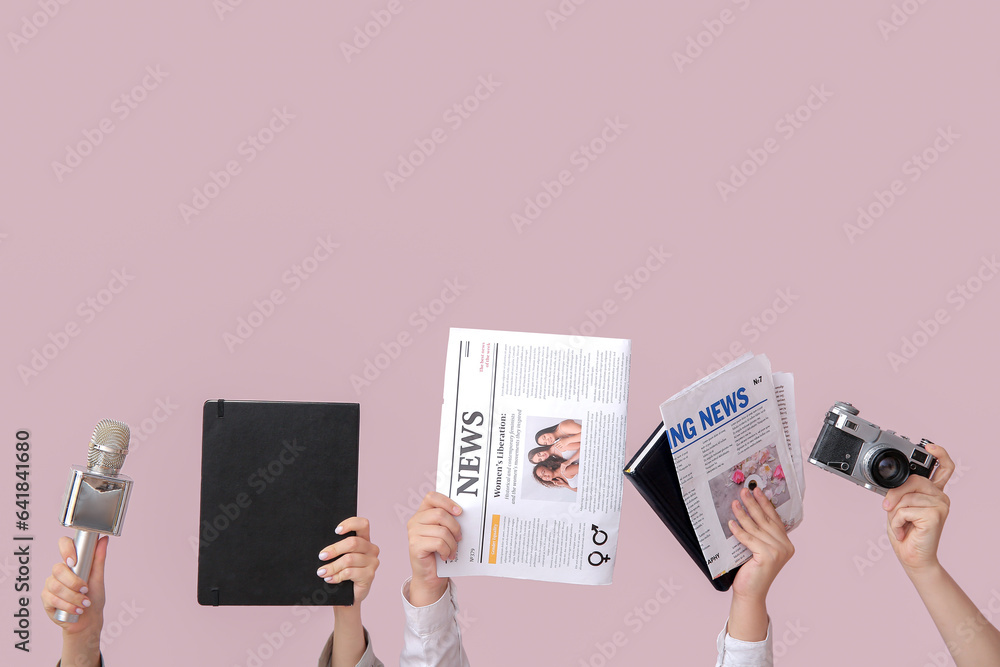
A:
[[708, 444, 790, 539]]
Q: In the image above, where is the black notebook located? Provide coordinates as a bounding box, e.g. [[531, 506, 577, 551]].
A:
[[624, 422, 740, 592], [197, 399, 359, 606]]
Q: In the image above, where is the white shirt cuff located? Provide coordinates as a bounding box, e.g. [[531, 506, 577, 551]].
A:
[[716, 618, 773, 667], [400, 577, 460, 637]]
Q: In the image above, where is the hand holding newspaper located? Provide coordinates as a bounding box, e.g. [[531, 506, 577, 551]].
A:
[[436, 328, 631, 585], [659, 353, 804, 580]]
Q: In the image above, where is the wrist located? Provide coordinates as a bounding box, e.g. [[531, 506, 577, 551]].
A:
[[334, 603, 363, 625], [728, 594, 769, 643], [730, 591, 767, 615], [408, 573, 448, 607], [904, 560, 946, 586], [62, 615, 103, 638], [731, 586, 768, 607], [61, 625, 103, 667]]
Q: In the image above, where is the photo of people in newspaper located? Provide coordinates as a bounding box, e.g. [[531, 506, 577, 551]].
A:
[[523, 416, 582, 502], [528, 419, 582, 463], [708, 444, 791, 539]]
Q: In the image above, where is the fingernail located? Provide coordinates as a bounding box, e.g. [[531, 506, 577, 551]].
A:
[[82, 599, 91, 608], [316, 568, 327, 577], [452, 506, 461, 515], [67, 558, 76, 568], [80, 586, 88, 595], [335, 525, 345, 535], [882, 498, 890, 510], [318, 552, 329, 560], [75, 607, 84, 614], [324, 576, 334, 583]]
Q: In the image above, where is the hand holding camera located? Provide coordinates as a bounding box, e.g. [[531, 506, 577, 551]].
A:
[[880, 443, 1000, 666], [808, 402, 956, 574], [810, 405, 1000, 665], [882, 443, 954, 577]]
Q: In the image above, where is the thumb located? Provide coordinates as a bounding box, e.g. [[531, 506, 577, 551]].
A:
[[87, 536, 110, 598]]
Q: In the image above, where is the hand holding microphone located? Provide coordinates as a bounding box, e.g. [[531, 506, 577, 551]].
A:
[[50, 420, 134, 624], [42, 534, 109, 631]]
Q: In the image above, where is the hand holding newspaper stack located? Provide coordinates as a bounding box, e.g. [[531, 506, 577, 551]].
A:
[[657, 353, 804, 580]]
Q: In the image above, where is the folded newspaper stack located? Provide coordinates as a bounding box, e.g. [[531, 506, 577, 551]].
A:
[[625, 353, 804, 589], [436, 328, 631, 585]]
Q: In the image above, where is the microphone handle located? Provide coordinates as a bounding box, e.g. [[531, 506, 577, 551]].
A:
[[51, 530, 100, 624]]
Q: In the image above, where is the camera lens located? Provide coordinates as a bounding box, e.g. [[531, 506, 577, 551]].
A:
[[878, 457, 900, 478], [868, 448, 910, 489]]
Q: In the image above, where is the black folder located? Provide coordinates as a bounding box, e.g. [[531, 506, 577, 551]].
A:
[[197, 399, 359, 606], [624, 422, 740, 592]]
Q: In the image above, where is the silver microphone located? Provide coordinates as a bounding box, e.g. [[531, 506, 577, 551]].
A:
[[53, 420, 134, 623]]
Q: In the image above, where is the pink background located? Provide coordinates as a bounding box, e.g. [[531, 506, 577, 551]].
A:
[[3, 1, 999, 665]]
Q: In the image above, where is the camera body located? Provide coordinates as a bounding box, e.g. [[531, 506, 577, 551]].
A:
[[809, 402, 937, 496]]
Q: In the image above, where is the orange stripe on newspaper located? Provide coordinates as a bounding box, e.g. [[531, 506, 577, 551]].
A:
[[488, 514, 500, 564]]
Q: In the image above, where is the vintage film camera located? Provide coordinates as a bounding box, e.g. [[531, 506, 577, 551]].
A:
[[808, 402, 937, 495]]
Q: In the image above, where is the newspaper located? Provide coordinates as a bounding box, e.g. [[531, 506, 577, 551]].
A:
[[773, 372, 805, 499], [436, 328, 631, 585], [659, 353, 803, 579]]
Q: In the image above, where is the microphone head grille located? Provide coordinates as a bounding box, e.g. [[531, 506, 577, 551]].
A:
[[87, 419, 131, 475]]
